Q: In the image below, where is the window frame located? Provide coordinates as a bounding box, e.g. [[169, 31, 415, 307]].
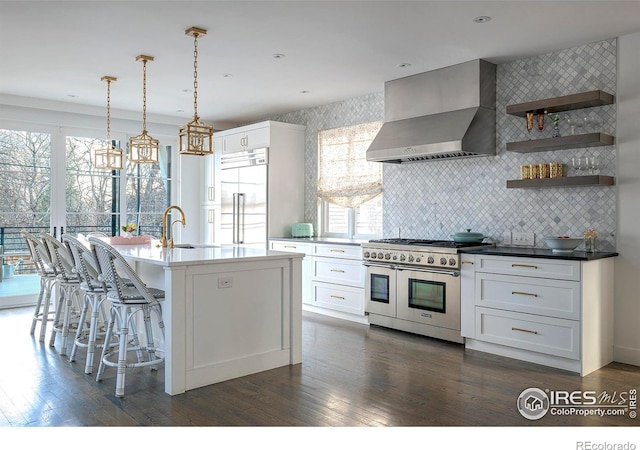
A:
[[317, 121, 383, 240]]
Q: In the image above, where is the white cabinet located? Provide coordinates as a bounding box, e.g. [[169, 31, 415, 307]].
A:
[[270, 240, 313, 305], [201, 137, 222, 244], [270, 240, 366, 324], [222, 126, 270, 153], [309, 243, 366, 323], [462, 253, 614, 376]]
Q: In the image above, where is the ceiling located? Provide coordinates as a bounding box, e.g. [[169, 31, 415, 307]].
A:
[[2, 1, 640, 129]]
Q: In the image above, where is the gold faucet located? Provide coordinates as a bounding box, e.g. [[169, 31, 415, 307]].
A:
[[161, 205, 187, 248]]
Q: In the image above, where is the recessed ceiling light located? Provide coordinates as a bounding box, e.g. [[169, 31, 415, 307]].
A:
[[272, 53, 286, 59], [300, 90, 310, 94], [223, 73, 232, 78], [67, 94, 78, 98], [182, 89, 191, 93], [473, 16, 491, 23], [176, 109, 184, 113], [397, 63, 411, 68]]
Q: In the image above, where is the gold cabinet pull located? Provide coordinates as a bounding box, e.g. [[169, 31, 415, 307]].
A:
[[284, 245, 297, 249], [461, 260, 474, 265], [330, 248, 345, 253], [208, 186, 215, 201], [512, 327, 538, 335], [330, 295, 345, 300], [207, 209, 215, 224], [512, 291, 538, 297], [512, 263, 538, 269], [330, 269, 345, 273]]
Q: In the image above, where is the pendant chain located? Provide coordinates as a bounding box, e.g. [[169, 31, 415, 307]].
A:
[[142, 59, 148, 132], [193, 35, 199, 118]]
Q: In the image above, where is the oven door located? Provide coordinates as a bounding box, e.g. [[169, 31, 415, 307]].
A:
[[364, 263, 397, 318], [396, 267, 461, 331]]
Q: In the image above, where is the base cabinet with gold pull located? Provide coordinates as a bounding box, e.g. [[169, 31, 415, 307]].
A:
[[269, 240, 367, 324], [310, 243, 366, 323], [461, 254, 614, 376]]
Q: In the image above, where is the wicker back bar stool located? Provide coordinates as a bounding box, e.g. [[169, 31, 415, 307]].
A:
[[89, 237, 165, 397], [40, 232, 82, 356], [63, 235, 110, 374], [21, 230, 58, 342]]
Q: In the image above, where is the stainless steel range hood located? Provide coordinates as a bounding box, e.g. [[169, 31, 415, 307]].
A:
[[367, 59, 496, 163]]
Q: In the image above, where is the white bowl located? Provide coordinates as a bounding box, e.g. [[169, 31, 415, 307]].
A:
[[543, 237, 583, 253]]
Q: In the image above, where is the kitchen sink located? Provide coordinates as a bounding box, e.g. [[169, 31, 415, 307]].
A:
[[173, 243, 196, 249]]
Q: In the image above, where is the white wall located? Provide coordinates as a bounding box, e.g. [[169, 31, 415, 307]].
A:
[[614, 31, 640, 365]]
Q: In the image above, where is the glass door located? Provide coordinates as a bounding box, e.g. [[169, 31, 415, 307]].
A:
[[364, 264, 396, 317], [0, 128, 52, 307], [64, 135, 119, 236]]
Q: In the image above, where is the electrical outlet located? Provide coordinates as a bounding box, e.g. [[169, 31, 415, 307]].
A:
[[512, 231, 535, 246], [502, 231, 512, 245], [218, 276, 233, 289]]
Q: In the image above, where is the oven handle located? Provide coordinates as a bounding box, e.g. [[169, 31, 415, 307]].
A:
[[363, 263, 460, 277], [363, 262, 397, 270], [398, 266, 460, 278]]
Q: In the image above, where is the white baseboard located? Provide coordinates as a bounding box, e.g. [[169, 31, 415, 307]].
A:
[[613, 345, 640, 367]]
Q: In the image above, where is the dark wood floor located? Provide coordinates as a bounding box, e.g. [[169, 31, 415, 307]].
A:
[[1, 306, 639, 428]]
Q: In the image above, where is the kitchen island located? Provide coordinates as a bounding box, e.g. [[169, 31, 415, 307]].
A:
[[109, 241, 303, 395]]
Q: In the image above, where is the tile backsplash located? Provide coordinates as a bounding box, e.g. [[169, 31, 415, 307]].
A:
[[270, 38, 617, 251]]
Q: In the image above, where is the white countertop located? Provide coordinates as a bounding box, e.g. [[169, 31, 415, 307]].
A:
[[110, 240, 303, 267]]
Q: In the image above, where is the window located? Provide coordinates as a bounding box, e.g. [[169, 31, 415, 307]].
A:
[[318, 122, 383, 238], [0, 124, 173, 307]]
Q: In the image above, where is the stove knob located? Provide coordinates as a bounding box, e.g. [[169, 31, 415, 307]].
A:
[[408, 255, 414, 263], [400, 254, 406, 262], [378, 252, 384, 259], [371, 253, 377, 259], [392, 255, 397, 260], [363, 251, 370, 258], [427, 256, 435, 264], [449, 258, 456, 266], [415, 257, 421, 263], [384, 253, 391, 260], [440, 257, 447, 265]]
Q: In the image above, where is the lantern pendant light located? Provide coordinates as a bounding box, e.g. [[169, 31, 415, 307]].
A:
[[179, 26, 213, 156], [129, 54, 159, 164], [95, 76, 123, 170]]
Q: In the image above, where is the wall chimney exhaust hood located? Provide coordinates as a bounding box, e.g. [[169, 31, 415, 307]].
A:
[[366, 59, 497, 163]]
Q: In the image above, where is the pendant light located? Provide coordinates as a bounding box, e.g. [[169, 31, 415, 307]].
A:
[[179, 26, 213, 156], [129, 54, 159, 164], [94, 76, 123, 170]]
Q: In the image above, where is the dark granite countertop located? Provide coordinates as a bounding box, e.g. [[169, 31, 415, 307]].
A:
[[269, 237, 367, 246], [461, 245, 618, 261]]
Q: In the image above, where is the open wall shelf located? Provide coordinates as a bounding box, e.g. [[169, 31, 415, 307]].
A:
[[506, 90, 615, 116], [506, 133, 615, 153], [506, 175, 615, 189]]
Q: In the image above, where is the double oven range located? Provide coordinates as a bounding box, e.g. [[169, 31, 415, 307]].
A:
[[362, 238, 490, 344]]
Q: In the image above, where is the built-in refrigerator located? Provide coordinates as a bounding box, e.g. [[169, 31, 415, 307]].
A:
[[204, 120, 306, 248], [219, 147, 268, 247]]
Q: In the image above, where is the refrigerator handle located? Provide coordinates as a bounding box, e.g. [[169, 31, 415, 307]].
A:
[[232, 193, 238, 244], [238, 193, 245, 244]]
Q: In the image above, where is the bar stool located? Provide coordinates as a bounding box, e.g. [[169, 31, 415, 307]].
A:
[[89, 237, 165, 397], [63, 235, 110, 374], [40, 232, 82, 356], [21, 230, 58, 342]]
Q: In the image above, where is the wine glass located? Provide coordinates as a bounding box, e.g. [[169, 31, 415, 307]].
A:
[[586, 155, 600, 175], [566, 118, 583, 135], [571, 156, 584, 176]]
